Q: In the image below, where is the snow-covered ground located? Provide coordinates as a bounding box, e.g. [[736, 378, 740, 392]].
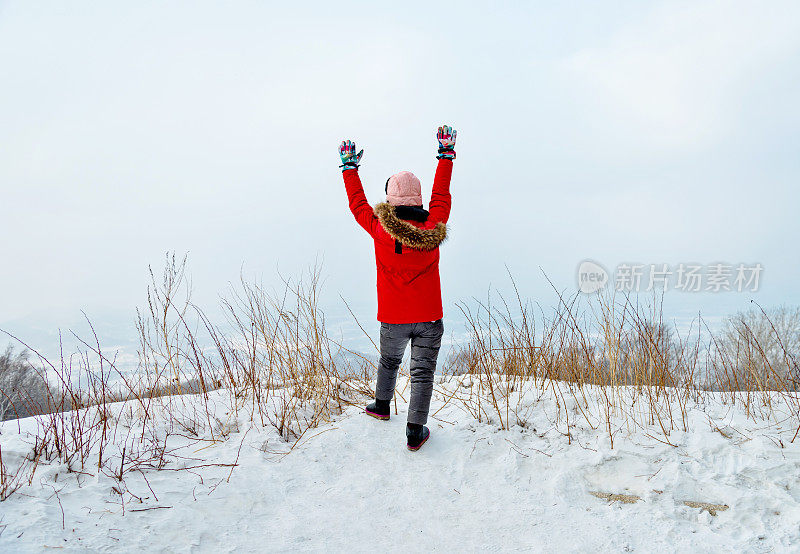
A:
[[1, 378, 800, 552]]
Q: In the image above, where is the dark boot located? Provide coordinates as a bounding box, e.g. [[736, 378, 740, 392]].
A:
[[406, 422, 430, 451], [365, 399, 390, 420]]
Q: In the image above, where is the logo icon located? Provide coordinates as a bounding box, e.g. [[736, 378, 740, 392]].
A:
[[577, 260, 609, 294]]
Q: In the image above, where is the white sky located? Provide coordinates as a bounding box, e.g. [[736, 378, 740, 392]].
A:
[[1, 0, 799, 339]]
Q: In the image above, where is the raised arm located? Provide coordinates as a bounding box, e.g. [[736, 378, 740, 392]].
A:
[[428, 125, 456, 224], [339, 140, 380, 237]]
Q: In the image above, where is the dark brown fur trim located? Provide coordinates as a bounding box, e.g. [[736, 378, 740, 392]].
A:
[[374, 203, 447, 251]]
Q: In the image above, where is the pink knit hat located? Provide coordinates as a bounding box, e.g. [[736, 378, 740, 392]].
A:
[[386, 171, 422, 206]]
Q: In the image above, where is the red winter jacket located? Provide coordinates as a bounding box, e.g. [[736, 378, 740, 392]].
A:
[[343, 159, 453, 324]]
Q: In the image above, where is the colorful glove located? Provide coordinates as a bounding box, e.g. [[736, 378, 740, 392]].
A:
[[436, 125, 457, 160], [338, 140, 363, 172]]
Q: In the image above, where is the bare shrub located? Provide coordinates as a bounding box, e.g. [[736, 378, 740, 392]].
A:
[[135, 254, 373, 444], [220, 264, 373, 442], [441, 279, 800, 447], [0, 346, 60, 421], [4, 253, 800, 509], [714, 305, 800, 392]]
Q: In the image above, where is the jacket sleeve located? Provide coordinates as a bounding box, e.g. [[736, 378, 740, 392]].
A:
[[427, 158, 453, 224], [343, 168, 380, 238]]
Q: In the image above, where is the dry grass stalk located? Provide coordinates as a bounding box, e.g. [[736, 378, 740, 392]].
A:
[[444, 280, 800, 449], [1, 258, 798, 508]]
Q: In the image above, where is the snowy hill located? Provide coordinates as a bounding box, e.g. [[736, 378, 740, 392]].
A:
[[1, 376, 799, 552]]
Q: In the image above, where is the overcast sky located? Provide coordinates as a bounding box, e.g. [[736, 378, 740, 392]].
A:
[[1, 1, 799, 343]]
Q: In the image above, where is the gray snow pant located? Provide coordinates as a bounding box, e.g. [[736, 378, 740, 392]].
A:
[[375, 319, 444, 425]]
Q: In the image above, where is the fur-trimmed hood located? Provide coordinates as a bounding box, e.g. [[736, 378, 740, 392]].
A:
[[374, 202, 447, 251]]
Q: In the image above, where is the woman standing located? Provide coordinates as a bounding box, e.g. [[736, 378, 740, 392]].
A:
[[338, 125, 456, 451]]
